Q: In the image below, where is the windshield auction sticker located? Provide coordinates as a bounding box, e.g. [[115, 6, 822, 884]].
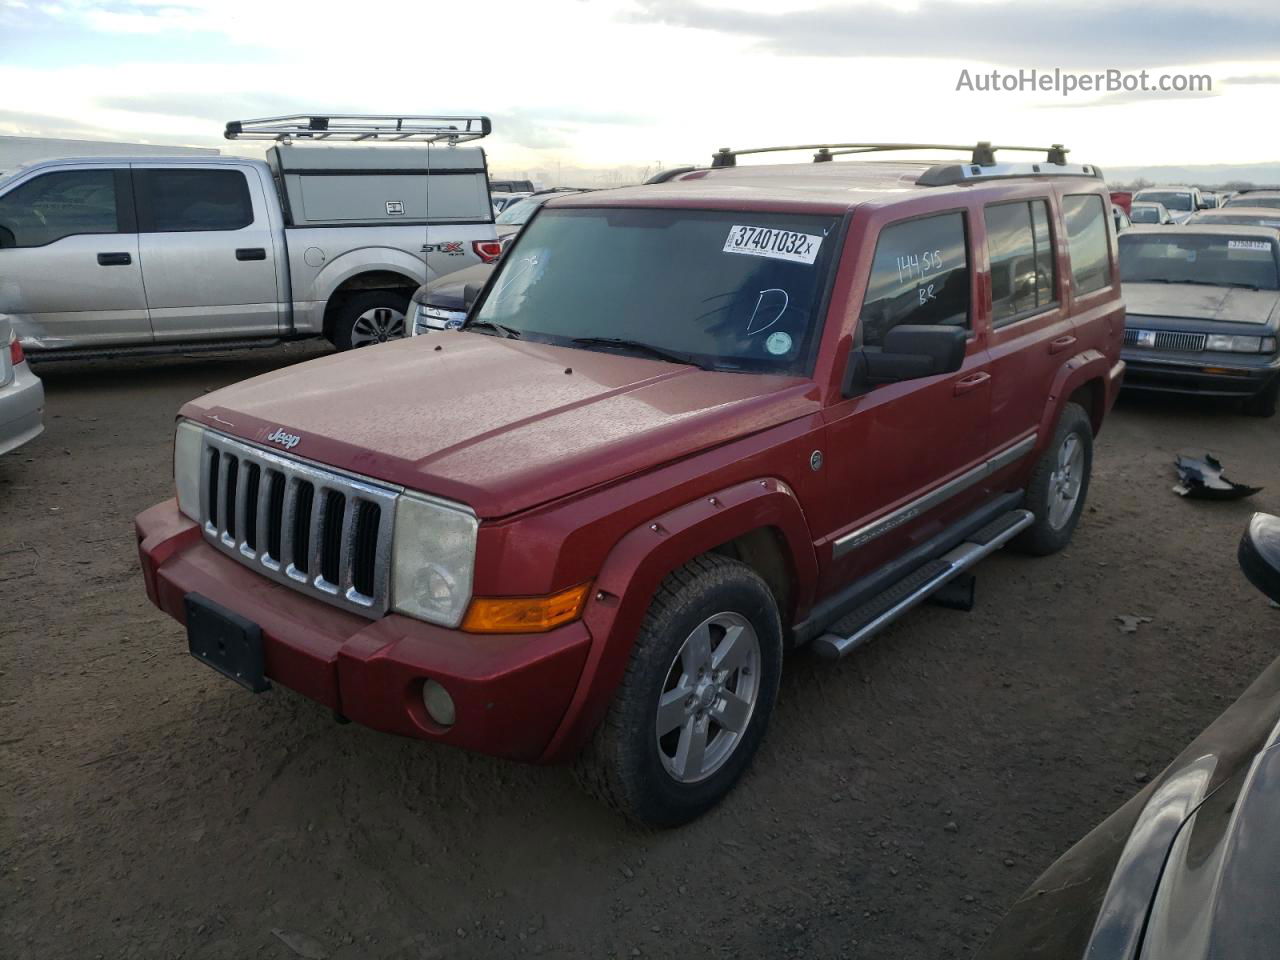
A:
[[724, 226, 823, 264], [1227, 240, 1271, 251]]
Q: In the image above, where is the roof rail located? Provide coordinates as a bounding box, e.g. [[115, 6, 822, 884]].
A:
[[711, 141, 1070, 168], [224, 114, 492, 143], [645, 166, 698, 184]]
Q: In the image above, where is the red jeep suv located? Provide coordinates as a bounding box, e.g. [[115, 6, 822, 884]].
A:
[[137, 142, 1126, 825]]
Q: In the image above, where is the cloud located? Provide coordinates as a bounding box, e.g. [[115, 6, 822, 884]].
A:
[[1044, 88, 1221, 109], [1225, 74, 1280, 85], [626, 0, 1280, 67]]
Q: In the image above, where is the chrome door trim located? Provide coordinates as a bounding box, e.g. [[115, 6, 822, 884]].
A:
[[832, 433, 1038, 558]]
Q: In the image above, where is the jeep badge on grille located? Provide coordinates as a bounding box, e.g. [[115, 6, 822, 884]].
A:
[[266, 427, 301, 449]]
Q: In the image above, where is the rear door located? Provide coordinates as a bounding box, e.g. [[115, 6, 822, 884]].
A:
[[819, 208, 993, 594], [133, 164, 281, 342], [0, 166, 151, 348]]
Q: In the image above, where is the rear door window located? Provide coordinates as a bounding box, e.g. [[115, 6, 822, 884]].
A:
[[0, 169, 119, 247], [985, 199, 1057, 325], [1062, 194, 1113, 295], [859, 212, 969, 346], [134, 169, 253, 232]]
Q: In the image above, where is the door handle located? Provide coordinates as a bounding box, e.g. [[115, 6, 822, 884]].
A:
[[235, 247, 267, 261], [1049, 335, 1078, 355], [97, 252, 132, 266], [953, 372, 991, 395]]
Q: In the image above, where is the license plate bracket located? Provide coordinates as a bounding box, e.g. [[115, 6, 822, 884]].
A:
[[184, 593, 271, 693]]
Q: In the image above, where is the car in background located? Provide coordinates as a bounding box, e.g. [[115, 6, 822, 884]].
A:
[[491, 192, 532, 215], [0, 315, 44, 456], [1132, 186, 1207, 224], [408, 261, 491, 335], [488, 178, 535, 194], [1118, 225, 1280, 416], [1109, 190, 1133, 215], [1112, 204, 1132, 232], [1187, 207, 1280, 230], [1129, 201, 1176, 225], [1225, 190, 1280, 211], [978, 512, 1280, 960], [494, 187, 592, 240], [1200, 191, 1219, 209]]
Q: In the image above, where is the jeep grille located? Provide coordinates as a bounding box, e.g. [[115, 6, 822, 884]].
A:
[[198, 431, 399, 618]]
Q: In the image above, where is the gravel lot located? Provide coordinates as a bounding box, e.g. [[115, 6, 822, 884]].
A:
[[2, 344, 1277, 960]]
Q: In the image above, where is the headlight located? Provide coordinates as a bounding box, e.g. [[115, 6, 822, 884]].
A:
[[411, 303, 466, 336], [174, 420, 205, 521], [391, 493, 478, 627], [1206, 334, 1265, 353]]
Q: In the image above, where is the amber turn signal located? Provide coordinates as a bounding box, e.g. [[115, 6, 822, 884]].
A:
[[462, 582, 592, 634]]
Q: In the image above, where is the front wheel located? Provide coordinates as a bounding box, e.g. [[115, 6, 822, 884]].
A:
[[328, 291, 410, 351], [575, 555, 783, 826], [1012, 402, 1094, 556]]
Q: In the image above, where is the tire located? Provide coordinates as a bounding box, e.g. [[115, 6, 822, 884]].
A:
[[328, 291, 410, 351], [1012, 402, 1093, 556], [1241, 379, 1278, 418], [575, 554, 783, 827]]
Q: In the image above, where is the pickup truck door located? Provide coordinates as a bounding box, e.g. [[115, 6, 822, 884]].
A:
[[132, 163, 282, 342], [817, 209, 993, 597], [0, 167, 152, 349]]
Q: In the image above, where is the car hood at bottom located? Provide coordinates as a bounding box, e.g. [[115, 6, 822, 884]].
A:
[[180, 333, 820, 518], [1124, 283, 1280, 328]]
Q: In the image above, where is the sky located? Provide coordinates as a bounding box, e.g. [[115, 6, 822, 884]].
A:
[[1, 0, 1278, 181]]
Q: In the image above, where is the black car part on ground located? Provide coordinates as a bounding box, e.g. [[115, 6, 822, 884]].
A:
[[1172, 453, 1263, 500]]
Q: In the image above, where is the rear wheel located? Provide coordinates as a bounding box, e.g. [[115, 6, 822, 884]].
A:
[[328, 291, 410, 351], [1012, 402, 1093, 556], [575, 554, 783, 826], [1241, 379, 1278, 418]]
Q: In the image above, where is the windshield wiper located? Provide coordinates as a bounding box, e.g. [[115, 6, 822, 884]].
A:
[[465, 319, 522, 339], [570, 337, 704, 368]]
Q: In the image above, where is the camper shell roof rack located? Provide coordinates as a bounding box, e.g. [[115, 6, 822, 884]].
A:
[[707, 141, 1101, 187], [224, 114, 491, 143]]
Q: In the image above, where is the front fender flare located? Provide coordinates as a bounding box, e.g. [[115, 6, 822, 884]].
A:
[[538, 476, 817, 763]]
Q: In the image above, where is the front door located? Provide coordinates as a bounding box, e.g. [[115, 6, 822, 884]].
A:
[[0, 167, 152, 349], [132, 164, 281, 342], [818, 209, 992, 596]]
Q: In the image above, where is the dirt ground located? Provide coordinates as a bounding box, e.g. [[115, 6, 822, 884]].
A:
[[2, 343, 1277, 960]]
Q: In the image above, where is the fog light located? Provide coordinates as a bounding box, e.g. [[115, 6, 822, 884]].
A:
[[421, 679, 456, 727]]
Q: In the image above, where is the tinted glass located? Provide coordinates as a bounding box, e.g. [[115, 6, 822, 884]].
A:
[[985, 201, 1056, 325], [135, 169, 253, 232], [1225, 195, 1280, 210], [859, 212, 969, 346], [1062, 194, 1112, 295], [1135, 191, 1193, 212], [1119, 234, 1279, 290], [496, 193, 557, 225], [473, 207, 841, 374], [0, 169, 118, 248], [1130, 206, 1162, 224]]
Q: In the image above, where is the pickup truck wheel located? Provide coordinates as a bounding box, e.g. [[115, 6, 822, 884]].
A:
[[575, 555, 783, 826], [1241, 379, 1278, 418], [1013, 401, 1093, 556], [329, 291, 410, 350]]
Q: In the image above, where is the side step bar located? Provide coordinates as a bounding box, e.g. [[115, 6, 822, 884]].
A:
[[812, 509, 1034, 660]]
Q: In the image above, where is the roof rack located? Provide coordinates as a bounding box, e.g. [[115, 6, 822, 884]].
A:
[[224, 114, 491, 143], [711, 141, 1070, 168]]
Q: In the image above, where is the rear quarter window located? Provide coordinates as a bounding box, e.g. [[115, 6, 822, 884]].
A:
[[1062, 194, 1112, 296], [859, 212, 970, 346]]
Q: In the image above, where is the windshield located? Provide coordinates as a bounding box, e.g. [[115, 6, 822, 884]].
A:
[[1130, 206, 1162, 223], [1193, 213, 1280, 228], [1135, 191, 1193, 212], [1120, 234, 1280, 290], [471, 207, 841, 374], [1226, 195, 1280, 210], [497, 193, 557, 225]]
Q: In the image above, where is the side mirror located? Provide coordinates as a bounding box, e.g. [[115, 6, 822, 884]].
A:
[[1238, 513, 1280, 604], [843, 324, 967, 396]]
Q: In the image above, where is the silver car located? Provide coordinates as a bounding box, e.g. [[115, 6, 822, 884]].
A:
[[0, 315, 44, 455]]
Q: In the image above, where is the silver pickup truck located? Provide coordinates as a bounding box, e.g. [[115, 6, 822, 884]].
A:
[[0, 114, 501, 357]]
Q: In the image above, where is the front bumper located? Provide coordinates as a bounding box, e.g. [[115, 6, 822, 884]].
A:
[[136, 499, 592, 762], [0, 361, 45, 456], [1120, 349, 1280, 398]]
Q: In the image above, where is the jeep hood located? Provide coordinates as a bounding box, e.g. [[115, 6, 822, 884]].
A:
[[181, 334, 820, 518], [1125, 283, 1280, 327]]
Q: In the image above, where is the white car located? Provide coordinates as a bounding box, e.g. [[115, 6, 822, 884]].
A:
[[1132, 186, 1207, 225], [0, 315, 44, 456]]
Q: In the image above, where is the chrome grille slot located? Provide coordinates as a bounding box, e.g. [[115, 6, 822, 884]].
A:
[[1125, 328, 1207, 352], [199, 431, 400, 618]]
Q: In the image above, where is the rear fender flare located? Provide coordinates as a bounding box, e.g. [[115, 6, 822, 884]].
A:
[[1039, 348, 1108, 449], [539, 477, 818, 763], [311, 248, 431, 308]]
